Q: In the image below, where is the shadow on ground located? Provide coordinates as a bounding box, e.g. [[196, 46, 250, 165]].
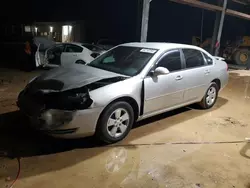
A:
[[240, 143, 250, 159], [0, 97, 228, 179]]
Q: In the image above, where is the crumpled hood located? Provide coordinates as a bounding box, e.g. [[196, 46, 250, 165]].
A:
[[28, 64, 124, 93]]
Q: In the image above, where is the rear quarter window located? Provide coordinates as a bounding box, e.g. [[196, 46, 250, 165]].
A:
[[203, 53, 213, 65]]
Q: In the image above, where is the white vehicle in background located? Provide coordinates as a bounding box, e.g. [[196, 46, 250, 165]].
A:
[[35, 37, 106, 68]]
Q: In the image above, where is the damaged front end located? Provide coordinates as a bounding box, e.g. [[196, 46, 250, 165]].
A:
[[41, 87, 93, 111], [17, 75, 127, 133], [17, 63, 128, 134], [17, 85, 93, 131]]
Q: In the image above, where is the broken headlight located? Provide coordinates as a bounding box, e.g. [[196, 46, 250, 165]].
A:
[[44, 88, 93, 111]]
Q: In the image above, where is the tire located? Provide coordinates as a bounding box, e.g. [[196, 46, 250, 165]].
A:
[[75, 60, 86, 65], [233, 49, 250, 66], [95, 101, 134, 143], [199, 82, 219, 109]]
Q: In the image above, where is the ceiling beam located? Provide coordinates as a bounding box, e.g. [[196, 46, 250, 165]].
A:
[[226, 9, 250, 20], [232, 0, 248, 5], [169, 0, 250, 20], [169, 0, 222, 12]]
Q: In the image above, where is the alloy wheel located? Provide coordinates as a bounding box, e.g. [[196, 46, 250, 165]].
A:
[[206, 86, 216, 106], [107, 108, 130, 138]]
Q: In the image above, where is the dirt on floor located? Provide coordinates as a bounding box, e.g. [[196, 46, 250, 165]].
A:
[[0, 68, 250, 188]]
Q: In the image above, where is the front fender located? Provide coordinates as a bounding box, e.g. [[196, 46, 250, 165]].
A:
[[89, 77, 143, 111]]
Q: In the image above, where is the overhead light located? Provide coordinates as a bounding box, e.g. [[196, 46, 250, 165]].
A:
[[50, 26, 53, 33], [62, 25, 72, 35], [34, 27, 38, 33]]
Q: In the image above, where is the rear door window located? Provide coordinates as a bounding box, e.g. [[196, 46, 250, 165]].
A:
[[65, 45, 83, 53], [203, 53, 213, 65], [49, 45, 64, 54], [182, 49, 205, 68], [157, 50, 182, 72]]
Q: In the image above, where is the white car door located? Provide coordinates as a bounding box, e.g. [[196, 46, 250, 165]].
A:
[[44, 44, 65, 68], [35, 44, 64, 68], [144, 49, 186, 115], [35, 44, 48, 67]]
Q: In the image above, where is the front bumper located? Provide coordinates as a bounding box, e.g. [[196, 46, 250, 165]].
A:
[[18, 99, 103, 138]]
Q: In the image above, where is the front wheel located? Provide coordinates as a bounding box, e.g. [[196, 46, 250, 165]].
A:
[[95, 101, 134, 143], [199, 82, 219, 109]]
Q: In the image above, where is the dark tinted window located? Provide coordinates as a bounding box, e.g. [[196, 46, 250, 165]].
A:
[[65, 45, 83, 53], [203, 53, 213, 65], [183, 49, 205, 68], [157, 50, 182, 72], [49, 45, 64, 54]]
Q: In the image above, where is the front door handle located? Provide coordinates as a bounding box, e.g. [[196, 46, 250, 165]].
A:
[[175, 75, 183, 80]]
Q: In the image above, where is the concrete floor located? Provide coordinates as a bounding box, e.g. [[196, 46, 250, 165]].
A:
[[0, 68, 250, 188]]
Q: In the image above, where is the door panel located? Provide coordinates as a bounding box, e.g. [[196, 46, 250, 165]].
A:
[[43, 44, 64, 68], [181, 49, 210, 102], [182, 67, 209, 102], [144, 73, 185, 115], [143, 49, 185, 115], [61, 44, 84, 66], [61, 53, 77, 66], [35, 44, 48, 67]]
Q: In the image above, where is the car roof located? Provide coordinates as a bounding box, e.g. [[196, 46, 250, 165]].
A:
[[63, 42, 83, 46], [120, 42, 203, 51]]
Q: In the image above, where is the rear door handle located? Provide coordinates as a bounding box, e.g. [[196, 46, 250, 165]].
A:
[[175, 75, 183, 80], [73, 54, 77, 57]]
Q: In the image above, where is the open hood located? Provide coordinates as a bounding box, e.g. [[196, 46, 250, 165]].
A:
[[33, 37, 56, 51], [28, 64, 125, 93]]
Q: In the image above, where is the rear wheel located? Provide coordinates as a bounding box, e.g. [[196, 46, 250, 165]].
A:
[[95, 101, 134, 143], [233, 49, 250, 66], [199, 82, 218, 109]]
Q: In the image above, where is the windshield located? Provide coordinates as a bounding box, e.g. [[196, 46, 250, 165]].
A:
[[88, 46, 157, 76]]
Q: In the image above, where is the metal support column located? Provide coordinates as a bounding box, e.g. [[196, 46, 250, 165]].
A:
[[140, 0, 151, 42], [215, 0, 228, 56], [211, 11, 220, 54], [200, 9, 204, 43]]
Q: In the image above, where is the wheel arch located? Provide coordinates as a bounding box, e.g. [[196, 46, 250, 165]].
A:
[[98, 96, 140, 124], [75, 59, 86, 64], [211, 78, 221, 90]]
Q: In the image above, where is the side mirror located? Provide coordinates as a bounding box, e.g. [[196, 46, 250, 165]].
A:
[[152, 67, 170, 76]]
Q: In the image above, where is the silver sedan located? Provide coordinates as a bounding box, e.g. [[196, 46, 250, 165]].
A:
[[17, 43, 228, 143]]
